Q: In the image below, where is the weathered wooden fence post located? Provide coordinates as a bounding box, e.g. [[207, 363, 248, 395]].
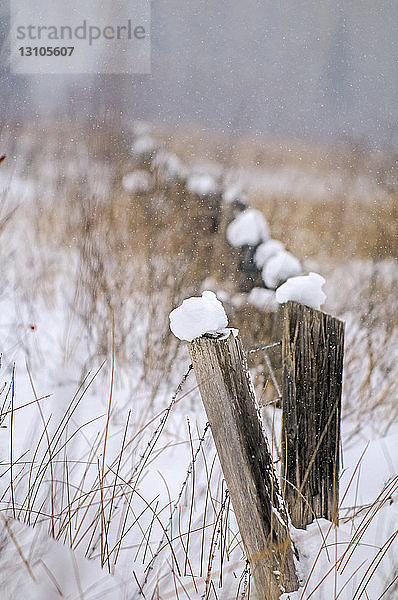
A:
[[281, 301, 344, 529], [188, 331, 298, 600]]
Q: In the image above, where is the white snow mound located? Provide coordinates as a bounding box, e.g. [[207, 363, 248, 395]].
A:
[[151, 151, 184, 180], [247, 287, 277, 311], [122, 170, 152, 193], [223, 184, 243, 203], [131, 135, 156, 156], [276, 272, 326, 310], [169, 291, 228, 341], [186, 173, 218, 195], [262, 250, 301, 289], [226, 209, 269, 247], [254, 239, 285, 268]]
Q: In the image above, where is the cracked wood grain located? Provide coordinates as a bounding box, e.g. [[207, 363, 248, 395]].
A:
[[281, 301, 345, 529]]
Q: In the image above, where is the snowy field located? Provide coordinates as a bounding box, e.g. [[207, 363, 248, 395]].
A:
[[0, 122, 397, 599]]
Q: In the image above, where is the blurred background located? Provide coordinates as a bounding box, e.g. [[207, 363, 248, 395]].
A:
[[2, 1, 398, 148]]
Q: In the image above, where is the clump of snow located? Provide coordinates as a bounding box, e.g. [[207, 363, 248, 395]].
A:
[[275, 272, 326, 310], [132, 135, 157, 156], [230, 294, 246, 308], [254, 239, 285, 269], [247, 287, 277, 311], [169, 291, 228, 341], [262, 251, 301, 289], [223, 184, 244, 203], [122, 170, 153, 194], [186, 173, 218, 195], [151, 151, 184, 181], [226, 209, 269, 247]]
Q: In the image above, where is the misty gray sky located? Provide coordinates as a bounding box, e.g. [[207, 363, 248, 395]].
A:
[[1, 1, 397, 147]]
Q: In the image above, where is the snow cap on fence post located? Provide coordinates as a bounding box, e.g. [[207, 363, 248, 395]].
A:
[[276, 271, 326, 310], [169, 290, 230, 341], [226, 208, 269, 247]]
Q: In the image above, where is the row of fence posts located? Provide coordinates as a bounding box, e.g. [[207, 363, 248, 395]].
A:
[[188, 300, 345, 599]]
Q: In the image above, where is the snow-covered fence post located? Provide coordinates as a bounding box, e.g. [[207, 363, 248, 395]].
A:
[[280, 301, 345, 529], [188, 331, 299, 600]]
